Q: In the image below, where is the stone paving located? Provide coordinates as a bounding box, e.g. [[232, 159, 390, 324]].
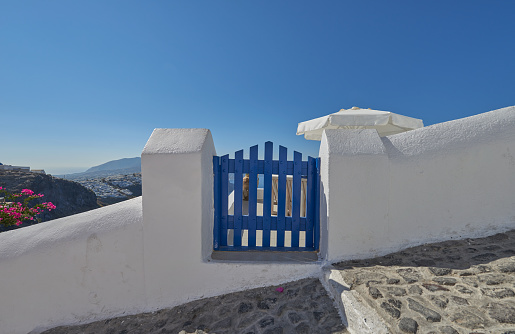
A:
[[42, 278, 346, 334], [334, 229, 515, 334]]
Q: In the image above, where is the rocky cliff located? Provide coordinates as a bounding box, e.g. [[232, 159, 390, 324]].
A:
[[0, 170, 99, 232]]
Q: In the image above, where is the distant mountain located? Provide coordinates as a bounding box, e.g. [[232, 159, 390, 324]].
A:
[[86, 157, 141, 173], [56, 157, 141, 180]]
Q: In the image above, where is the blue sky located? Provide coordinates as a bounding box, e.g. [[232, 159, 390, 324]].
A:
[[2, 1, 514, 175]]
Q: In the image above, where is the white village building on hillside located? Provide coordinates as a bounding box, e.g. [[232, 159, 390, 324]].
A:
[[0, 163, 30, 171], [0, 162, 45, 174]]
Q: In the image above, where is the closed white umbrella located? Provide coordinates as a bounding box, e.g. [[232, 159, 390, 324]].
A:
[[297, 106, 424, 140]]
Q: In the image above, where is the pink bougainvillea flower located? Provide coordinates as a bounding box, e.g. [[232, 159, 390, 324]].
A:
[[43, 202, 56, 210], [0, 188, 56, 227], [276, 287, 284, 293], [21, 189, 35, 196]]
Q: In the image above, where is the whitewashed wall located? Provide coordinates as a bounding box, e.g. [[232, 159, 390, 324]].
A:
[[141, 128, 321, 311], [0, 128, 320, 334], [0, 198, 145, 334], [322, 106, 515, 263]]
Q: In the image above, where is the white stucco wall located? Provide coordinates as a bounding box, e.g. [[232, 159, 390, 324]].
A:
[[323, 106, 515, 263], [0, 197, 144, 334], [141, 128, 321, 311], [319, 129, 390, 263], [0, 128, 321, 334]]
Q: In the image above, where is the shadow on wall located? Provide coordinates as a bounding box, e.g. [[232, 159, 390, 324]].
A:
[[320, 180, 328, 261], [380, 137, 404, 157]]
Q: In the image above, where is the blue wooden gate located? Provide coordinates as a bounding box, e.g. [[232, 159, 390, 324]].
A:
[[213, 142, 320, 252]]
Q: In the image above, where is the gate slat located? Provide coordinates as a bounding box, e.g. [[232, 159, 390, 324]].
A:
[[305, 156, 315, 248], [314, 157, 321, 251], [277, 146, 287, 247], [248, 145, 258, 247], [234, 150, 243, 247], [292, 151, 302, 248], [263, 141, 273, 248], [213, 156, 220, 250], [220, 154, 229, 247]]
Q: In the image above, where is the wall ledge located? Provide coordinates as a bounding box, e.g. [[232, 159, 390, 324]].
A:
[[384, 106, 515, 157], [142, 128, 211, 155], [323, 129, 386, 156], [0, 197, 142, 262]]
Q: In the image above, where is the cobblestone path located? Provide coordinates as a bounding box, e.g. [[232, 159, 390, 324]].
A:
[[334, 229, 515, 334], [42, 278, 346, 334]]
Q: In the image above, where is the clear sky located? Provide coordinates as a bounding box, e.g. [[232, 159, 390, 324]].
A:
[[2, 1, 514, 175]]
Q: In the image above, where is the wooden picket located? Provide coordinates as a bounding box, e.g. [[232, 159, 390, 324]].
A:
[[213, 141, 320, 252]]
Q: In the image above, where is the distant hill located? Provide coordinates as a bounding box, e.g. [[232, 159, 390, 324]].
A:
[[56, 157, 141, 181], [86, 157, 141, 173]]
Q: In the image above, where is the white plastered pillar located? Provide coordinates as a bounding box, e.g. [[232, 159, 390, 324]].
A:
[[141, 128, 216, 307], [319, 129, 390, 263]]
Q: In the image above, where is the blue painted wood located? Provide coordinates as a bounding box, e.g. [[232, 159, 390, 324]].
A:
[[234, 160, 308, 175], [285, 217, 292, 231], [243, 160, 250, 173], [277, 145, 287, 247], [263, 141, 273, 248], [214, 143, 320, 253], [314, 157, 321, 251], [300, 217, 306, 231], [217, 246, 315, 252], [220, 154, 229, 246], [256, 215, 263, 230], [291, 151, 302, 248], [242, 215, 248, 229], [305, 157, 315, 249], [227, 159, 312, 174], [248, 145, 258, 247], [234, 150, 243, 247], [213, 156, 221, 250]]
